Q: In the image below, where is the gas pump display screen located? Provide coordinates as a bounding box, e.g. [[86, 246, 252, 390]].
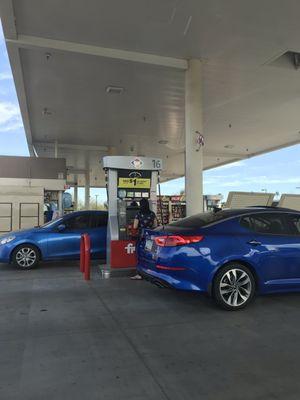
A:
[[117, 169, 151, 198]]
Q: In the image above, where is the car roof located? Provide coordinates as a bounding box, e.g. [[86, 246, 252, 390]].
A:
[[168, 206, 300, 230], [64, 210, 107, 217], [207, 207, 300, 226], [245, 206, 298, 212], [222, 206, 300, 215]]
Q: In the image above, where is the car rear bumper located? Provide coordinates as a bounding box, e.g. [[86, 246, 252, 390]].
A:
[[139, 269, 173, 289], [137, 263, 206, 292]]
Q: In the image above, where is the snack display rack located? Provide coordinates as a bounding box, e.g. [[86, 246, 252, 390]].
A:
[[157, 195, 186, 224], [170, 195, 186, 222], [156, 194, 223, 225], [157, 196, 170, 225]]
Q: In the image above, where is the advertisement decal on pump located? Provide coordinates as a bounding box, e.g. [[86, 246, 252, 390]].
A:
[[125, 242, 136, 254], [110, 240, 137, 268]]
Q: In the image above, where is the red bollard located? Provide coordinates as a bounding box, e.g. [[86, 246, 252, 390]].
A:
[[84, 234, 91, 281], [80, 235, 85, 273]]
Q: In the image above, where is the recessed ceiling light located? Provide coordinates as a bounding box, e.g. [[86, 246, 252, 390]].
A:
[[106, 86, 124, 94], [158, 140, 168, 145], [224, 144, 234, 149]]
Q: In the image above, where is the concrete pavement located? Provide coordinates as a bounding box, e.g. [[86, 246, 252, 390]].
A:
[[0, 261, 299, 399]]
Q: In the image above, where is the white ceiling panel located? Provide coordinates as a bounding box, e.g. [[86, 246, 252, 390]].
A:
[[12, 0, 300, 64], [20, 47, 185, 157]]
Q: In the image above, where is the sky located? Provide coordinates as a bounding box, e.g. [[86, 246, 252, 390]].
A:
[[0, 24, 29, 156], [1, 21, 300, 204]]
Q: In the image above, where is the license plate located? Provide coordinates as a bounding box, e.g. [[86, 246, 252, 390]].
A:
[[145, 239, 153, 251]]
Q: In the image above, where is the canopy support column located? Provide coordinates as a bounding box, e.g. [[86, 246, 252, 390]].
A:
[[58, 190, 63, 216], [185, 59, 204, 216], [74, 179, 78, 210], [85, 155, 90, 210]]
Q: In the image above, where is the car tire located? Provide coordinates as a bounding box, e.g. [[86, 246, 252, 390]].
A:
[[12, 244, 40, 270], [213, 263, 256, 310]]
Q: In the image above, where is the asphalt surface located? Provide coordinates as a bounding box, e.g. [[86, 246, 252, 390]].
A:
[[0, 261, 299, 400]]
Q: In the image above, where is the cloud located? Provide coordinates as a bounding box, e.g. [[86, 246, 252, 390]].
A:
[[203, 173, 241, 185], [0, 72, 12, 81], [0, 87, 8, 96], [218, 176, 300, 187], [215, 160, 246, 170], [0, 102, 23, 132]]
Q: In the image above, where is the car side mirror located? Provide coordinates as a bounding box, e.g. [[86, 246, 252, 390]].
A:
[[57, 224, 66, 232]]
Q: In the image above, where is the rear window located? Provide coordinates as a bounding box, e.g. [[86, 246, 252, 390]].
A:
[[169, 210, 237, 229], [91, 212, 108, 228], [240, 213, 288, 235], [284, 213, 300, 235]]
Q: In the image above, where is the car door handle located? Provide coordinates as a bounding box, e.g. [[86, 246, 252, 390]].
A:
[[247, 240, 261, 246]]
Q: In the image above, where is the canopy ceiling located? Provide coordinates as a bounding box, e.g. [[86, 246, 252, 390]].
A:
[[1, 0, 300, 185]]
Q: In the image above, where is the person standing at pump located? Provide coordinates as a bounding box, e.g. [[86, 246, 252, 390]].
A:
[[131, 198, 158, 280]]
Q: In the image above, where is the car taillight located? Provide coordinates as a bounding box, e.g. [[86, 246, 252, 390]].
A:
[[154, 236, 167, 246], [154, 235, 204, 247]]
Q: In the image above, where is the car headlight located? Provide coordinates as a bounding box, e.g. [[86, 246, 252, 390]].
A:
[[0, 236, 16, 245]]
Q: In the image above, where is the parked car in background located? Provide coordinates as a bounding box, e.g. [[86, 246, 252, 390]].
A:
[[138, 207, 300, 310], [0, 211, 107, 269]]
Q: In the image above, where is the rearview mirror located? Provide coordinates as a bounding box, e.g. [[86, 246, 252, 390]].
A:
[[57, 224, 66, 232]]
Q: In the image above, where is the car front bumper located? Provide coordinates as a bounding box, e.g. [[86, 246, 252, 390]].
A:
[[0, 243, 13, 263]]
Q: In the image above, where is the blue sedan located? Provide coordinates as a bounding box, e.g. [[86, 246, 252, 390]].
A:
[[0, 211, 107, 269], [138, 207, 300, 310]]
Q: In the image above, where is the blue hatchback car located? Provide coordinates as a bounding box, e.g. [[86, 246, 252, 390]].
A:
[[137, 207, 300, 310], [0, 210, 107, 269]]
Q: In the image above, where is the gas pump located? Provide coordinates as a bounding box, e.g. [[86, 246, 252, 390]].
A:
[[103, 156, 162, 269]]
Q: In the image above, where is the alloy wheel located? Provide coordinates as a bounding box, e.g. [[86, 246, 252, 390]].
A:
[[16, 247, 37, 268], [219, 268, 252, 307]]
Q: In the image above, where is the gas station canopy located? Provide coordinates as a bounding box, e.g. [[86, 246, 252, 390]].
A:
[[2, 0, 300, 187]]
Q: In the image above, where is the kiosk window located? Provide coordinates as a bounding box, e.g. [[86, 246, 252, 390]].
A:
[[65, 214, 90, 230]]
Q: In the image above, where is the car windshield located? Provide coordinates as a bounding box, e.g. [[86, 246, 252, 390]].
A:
[[40, 217, 63, 229], [169, 209, 240, 229]]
